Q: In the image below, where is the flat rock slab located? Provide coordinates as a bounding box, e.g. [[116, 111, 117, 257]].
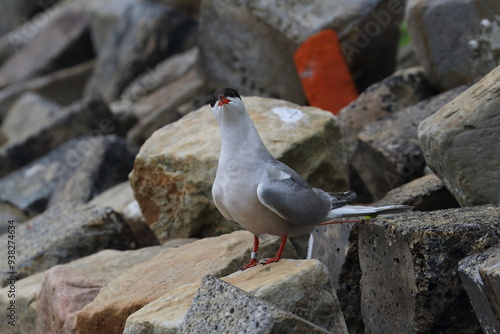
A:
[[74, 231, 297, 334], [374, 173, 460, 211], [129, 96, 348, 243], [179, 275, 332, 334], [125, 259, 347, 333], [419, 64, 500, 206], [0, 203, 136, 286], [459, 247, 500, 334], [358, 205, 500, 333]]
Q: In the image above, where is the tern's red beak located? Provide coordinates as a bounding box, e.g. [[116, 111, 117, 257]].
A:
[[218, 96, 230, 106]]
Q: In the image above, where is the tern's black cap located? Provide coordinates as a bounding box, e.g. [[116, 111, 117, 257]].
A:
[[209, 88, 241, 107]]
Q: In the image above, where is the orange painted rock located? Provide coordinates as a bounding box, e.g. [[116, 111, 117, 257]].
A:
[[294, 30, 358, 114]]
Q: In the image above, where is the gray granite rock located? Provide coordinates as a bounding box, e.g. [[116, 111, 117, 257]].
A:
[[179, 275, 333, 334], [406, 0, 500, 91], [0, 203, 136, 286], [0, 135, 136, 215], [459, 247, 500, 334], [359, 205, 500, 333], [480, 250, 500, 328], [419, 65, 500, 207]]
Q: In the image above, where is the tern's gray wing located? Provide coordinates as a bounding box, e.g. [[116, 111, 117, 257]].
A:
[[256, 162, 331, 226]]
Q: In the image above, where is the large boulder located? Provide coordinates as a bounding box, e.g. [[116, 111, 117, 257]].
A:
[[419, 65, 500, 206], [358, 205, 500, 333], [129, 96, 348, 243], [0, 203, 136, 286], [198, 0, 404, 103], [125, 259, 347, 333], [73, 231, 297, 334], [406, 0, 500, 91]]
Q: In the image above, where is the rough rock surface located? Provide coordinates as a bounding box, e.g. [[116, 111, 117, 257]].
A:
[[89, 182, 159, 247], [352, 84, 469, 200], [406, 0, 500, 91], [125, 259, 347, 333], [74, 231, 297, 334], [0, 135, 136, 214], [84, 0, 197, 102], [38, 245, 189, 334], [0, 203, 136, 286], [309, 223, 363, 334], [0, 8, 93, 85], [358, 205, 500, 333], [0, 97, 122, 178], [459, 247, 500, 334], [339, 66, 434, 151], [179, 275, 333, 334], [419, 65, 500, 207], [374, 173, 460, 211], [0, 60, 95, 120], [129, 96, 348, 243], [1, 92, 62, 143], [480, 250, 500, 327], [0, 201, 30, 235], [0, 271, 46, 334]]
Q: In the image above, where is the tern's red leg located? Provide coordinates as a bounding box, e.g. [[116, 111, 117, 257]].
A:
[[241, 235, 260, 270], [260, 234, 288, 265]]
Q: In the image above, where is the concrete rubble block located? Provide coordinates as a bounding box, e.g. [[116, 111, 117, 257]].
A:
[[0, 135, 136, 214], [74, 231, 297, 334], [358, 205, 500, 333], [459, 247, 500, 334], [179, 275, 334, 334], [419, 64, 500, 207], [406, 0, 500, 91], [352, 84, 469, 200], [0, 203, 136, 286], [129, 96, 348, 243], [125, 259, 347, 333], [374, 173, 460, 211]]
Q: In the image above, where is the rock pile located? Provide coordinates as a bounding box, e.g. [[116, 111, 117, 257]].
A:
[[0, 0, 498, 333]]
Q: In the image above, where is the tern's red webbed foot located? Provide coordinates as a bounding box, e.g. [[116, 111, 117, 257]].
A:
[[241, 258, 258, 271]]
